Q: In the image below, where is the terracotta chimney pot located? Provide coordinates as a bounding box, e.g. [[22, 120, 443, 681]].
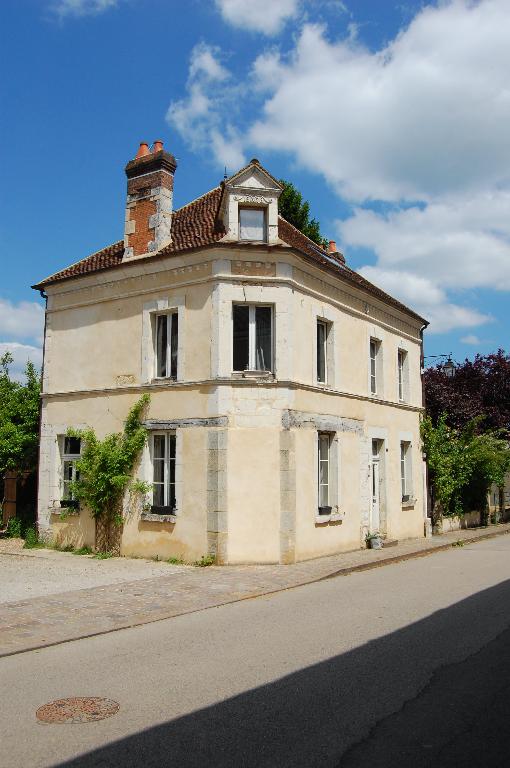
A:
[[328, 239, 337, 253], [152, 139, 164, 153], [135, 142, 151, 159]]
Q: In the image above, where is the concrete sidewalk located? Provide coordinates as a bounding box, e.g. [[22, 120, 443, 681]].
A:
[[1, 523, 509, 658]]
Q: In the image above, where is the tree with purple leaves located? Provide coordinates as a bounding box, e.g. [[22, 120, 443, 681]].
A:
[[423, 350, 510, 527], [424, 350, 510, 437]]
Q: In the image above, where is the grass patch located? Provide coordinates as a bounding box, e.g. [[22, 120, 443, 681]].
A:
[[71, 546, 93, 556], [193, 554, 216, 567], [451, 540, 465, 547], [167, 556, 185, 565], [6, 518, 22, 538], [93, 551, 114, 560], [23, 526, 45, 549]]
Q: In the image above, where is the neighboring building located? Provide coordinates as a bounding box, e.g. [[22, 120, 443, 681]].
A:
[[33, 141, 428, 563]]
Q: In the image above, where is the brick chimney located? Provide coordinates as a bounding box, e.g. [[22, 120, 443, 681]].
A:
[[123, 140, 177, 259], [328, 239, 346, 265]]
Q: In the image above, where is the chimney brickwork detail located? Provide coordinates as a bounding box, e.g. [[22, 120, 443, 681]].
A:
[[123, 142, 177, 260]]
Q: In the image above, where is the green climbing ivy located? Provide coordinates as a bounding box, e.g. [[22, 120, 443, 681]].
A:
[[68, 394, 151, 524]]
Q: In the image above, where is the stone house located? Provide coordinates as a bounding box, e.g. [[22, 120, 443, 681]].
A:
[[33, 141, 428, 563]]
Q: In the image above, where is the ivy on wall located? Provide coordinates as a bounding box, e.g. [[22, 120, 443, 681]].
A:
[[68, 394, 151, 525]]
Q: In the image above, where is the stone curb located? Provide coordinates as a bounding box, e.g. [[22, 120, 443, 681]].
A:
[[316, 526, 510, 581], [1, 525, 509, 660]]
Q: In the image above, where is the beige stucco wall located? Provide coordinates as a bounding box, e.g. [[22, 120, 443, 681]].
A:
[[227, 428, 281, 564], [38, 242, 427, 564]]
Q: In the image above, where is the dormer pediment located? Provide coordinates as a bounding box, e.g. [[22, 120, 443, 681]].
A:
[[227, 162, 282, 194], [220, 160, 283, 245]]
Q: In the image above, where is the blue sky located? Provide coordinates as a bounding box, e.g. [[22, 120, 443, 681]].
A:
[[1, 0, 509, 378]]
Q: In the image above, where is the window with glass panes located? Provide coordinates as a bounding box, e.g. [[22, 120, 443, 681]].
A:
[[152, 433, 176, 512], [318, 433, 330, 508], [400, 441, 412, 501], [370, 338, 380, 395], [239, 207, 266, 242], [317, 320, 328, 384], [155, 312, 178, 379], [62, 436, 81, 501], [398, 349, 408, 401], [233, 304, 272, 371]]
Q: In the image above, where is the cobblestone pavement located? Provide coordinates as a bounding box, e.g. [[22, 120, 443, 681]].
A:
[[1, 524, 509, 658], [0, 540, 191, 603]]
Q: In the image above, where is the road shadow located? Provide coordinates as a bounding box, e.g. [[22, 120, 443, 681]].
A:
[[55, 578, 510, 768]]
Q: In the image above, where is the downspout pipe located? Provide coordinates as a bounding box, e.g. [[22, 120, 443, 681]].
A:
[[420, 322, 431, 532], [35, 289, 48, 537]]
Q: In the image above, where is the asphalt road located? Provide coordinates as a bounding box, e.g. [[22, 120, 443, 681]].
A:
[[2, 537, 510, 768]]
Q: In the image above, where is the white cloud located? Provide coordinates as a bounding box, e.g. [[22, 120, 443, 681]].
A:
[[249, 2, 510, 203], [337, 187, 510, 332], [339, 192, 510, 291], [357, 266, 492, 334], [0, 299, 45, 345], [169, 1, 510, 335], [0, 343, 43, 383], [166, 43, 246, 171], [216, 0, 300, 35], [189, 42, 230, 82], [50, 0, 119, 19], [461, 334, 482, 345]]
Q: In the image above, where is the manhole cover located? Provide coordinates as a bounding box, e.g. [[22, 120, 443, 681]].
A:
[[36, 697, 119, 724]]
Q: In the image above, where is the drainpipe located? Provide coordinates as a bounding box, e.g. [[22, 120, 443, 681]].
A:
[[34, 289, 48, 538], [420, 323, 432, 537]]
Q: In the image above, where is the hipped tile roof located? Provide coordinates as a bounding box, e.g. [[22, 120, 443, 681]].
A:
[[32, 183, 426, 324]]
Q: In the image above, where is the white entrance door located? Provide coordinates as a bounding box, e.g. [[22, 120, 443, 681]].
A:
[[371, 440, 381, 531]]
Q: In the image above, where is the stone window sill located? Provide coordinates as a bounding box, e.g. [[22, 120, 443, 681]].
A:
[[151, 377, 178, 385], [315, 512, 344, 525], [232, 370, 275, 380], [402, 498, 416, 510], [141, 512, 177, 524], [316, 381, 335, 391]]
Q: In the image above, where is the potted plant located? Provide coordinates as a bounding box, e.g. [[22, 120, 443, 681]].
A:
[[365, 531, 383, 549], [318, 505, 332, 516]]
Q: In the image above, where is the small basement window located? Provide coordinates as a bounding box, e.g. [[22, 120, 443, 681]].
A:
[[239, 207, 267, 242]]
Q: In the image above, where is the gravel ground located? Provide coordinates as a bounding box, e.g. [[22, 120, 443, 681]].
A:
[[0, 540, 189, 604]]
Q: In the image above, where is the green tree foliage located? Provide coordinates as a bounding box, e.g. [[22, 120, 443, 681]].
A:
[[278, 179, 328, 247], [424, 350, 510, 436], [0, 352, 40, 474], [68, 394, 150, 523], [421, 415, 472, 520], [421, 414, 510, 525]]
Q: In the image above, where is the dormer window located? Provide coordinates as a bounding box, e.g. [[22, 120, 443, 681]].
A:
[[239, 207, 267, 242]]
